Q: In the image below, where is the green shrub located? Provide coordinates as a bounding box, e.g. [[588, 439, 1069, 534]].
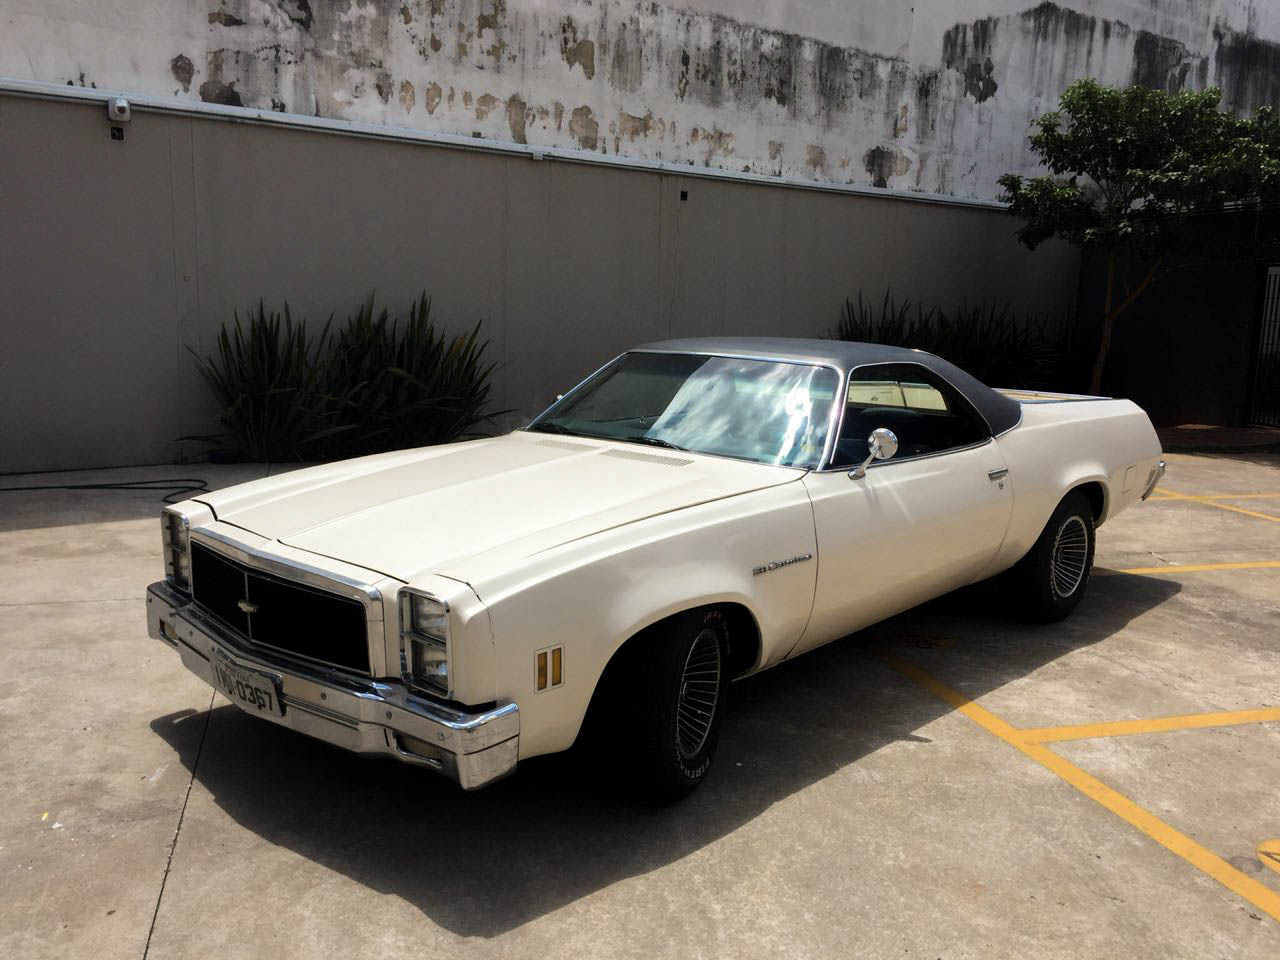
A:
[[322, 294, 502, 458], [188, 302, 346, 462], [189, 293, 503, 462], [831, 290, 1072, 390]]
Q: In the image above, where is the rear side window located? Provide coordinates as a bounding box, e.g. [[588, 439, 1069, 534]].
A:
[[847, 377, 949, 412], [832, 363, 989, 466]]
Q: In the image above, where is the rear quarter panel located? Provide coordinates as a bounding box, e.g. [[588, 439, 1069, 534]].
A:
[[991, 399, 1162, 572]]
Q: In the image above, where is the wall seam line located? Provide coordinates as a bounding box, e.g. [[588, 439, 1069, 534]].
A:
[[0, 78, 1010, 213]]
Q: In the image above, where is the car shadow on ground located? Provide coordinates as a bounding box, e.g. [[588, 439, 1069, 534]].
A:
[[151, 572, 1179, 938]]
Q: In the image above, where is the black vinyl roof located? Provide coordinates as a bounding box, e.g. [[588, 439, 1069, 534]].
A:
[[632, 336, 1023, 436]]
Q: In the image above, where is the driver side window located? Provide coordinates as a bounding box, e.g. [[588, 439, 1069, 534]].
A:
[[832, 363, 989, 467]]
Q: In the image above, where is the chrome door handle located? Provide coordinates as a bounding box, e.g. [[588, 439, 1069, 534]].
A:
[[988, 468, 1009, 482]]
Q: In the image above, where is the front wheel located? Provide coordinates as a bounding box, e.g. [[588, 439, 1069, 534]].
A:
[[1007, 491, 1096, 622], [626, 608, 729, 801]]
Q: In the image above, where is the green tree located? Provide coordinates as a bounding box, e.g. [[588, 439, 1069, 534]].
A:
[[999, 78, 1280, 393]]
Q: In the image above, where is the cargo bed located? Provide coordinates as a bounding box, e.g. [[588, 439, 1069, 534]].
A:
[[996, 388, 1109, 404]]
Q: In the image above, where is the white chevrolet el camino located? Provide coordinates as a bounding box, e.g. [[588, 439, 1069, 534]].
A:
[[147, 338, 1165, 798]]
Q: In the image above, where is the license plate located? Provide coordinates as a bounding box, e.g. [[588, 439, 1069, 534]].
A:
[[211, 654, 283, 717]]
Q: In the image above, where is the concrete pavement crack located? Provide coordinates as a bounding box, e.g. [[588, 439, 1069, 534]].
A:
[[141, 691, 214, 959]]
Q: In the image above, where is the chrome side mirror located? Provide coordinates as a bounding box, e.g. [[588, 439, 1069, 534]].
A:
[[849, 428, 899, 479]]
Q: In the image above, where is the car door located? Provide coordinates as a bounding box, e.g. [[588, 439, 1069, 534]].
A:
[[789, 362, 1013, 658]]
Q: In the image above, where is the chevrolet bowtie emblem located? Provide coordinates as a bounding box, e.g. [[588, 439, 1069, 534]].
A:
[[237, 599, 259, 614]]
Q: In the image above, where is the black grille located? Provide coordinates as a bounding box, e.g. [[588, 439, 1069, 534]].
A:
[[190, 541, 371, 674]]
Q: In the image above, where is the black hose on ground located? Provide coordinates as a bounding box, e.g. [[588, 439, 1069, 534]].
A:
[[0, 477, 210, 504]]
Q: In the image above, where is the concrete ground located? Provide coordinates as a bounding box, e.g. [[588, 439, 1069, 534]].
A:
[[1, 452, 1278, 959]]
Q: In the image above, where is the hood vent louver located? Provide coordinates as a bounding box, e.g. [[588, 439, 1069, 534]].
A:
[[601, 448, 693, 467]]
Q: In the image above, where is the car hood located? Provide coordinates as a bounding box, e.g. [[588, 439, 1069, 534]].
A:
[[197, 432, 803, 583]]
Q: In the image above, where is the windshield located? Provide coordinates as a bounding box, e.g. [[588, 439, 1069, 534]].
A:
[[527, 352, 840, 469]]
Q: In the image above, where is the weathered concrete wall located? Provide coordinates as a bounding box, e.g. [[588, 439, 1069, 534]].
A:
[[2, 1, 1278, 201], [0, 92, 1079, 472]]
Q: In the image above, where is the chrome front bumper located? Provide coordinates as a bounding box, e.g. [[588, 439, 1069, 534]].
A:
[[146, 580, 519, 789]]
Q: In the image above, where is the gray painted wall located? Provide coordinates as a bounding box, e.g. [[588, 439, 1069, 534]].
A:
[[0, 92, 1079, 472], [2, 1, 1278, 201]]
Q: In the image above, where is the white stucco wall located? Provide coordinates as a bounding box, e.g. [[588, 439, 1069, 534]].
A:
[[2, 1, 1278, 200]]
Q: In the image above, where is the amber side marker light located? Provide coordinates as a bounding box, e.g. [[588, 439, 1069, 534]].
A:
[[536, 645, 564, 691]]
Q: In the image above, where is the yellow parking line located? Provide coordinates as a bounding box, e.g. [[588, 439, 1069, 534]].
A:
[[1103, 560, 1280, 576], [878, 652, 1280, 924], [1158, 490, 1280, 523], [1147, 491, 1280, 502], [1022, 707, 1280, 743]]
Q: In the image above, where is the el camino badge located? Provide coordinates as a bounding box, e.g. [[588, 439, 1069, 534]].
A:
[[753, 554, 812, 576]]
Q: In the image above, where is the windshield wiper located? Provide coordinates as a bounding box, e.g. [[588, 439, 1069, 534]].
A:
[[532, 422, 686, 451], [529, 421, 577, 436], [619, 434, 687, 452]]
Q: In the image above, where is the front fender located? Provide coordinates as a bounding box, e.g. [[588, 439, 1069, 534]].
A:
[[472, 481, 818, 758]]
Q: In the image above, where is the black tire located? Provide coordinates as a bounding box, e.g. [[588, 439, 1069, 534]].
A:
[[622, 607, 729, 802], [1007, 491, 1096, 623]]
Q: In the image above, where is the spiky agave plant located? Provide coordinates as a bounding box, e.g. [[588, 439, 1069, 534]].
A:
[[932, 301, 1064, 389], [186, 302, 347, 461], [383, 293, 507, 449], [832, 290, 1070, 390], [833, 290, 937, 352], [323, 293, 506, 457], [319, 294, 400, 457], [190, 293, 505, 462]]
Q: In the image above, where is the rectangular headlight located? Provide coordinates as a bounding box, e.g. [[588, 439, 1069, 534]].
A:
[[399, 589, 450, 695], [161, 509, 191, 589], [410, 594, 449, 641], [409, 636, 448, 688]]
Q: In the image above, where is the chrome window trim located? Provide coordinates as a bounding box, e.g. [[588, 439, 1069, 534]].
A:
[[993, 406, 1024, 437], [818, 360, 997, 473], [188, 528, 384, 678], [525, 352, 626, 425], [525, 349, 845, 471], [839, 435, 998, 473]]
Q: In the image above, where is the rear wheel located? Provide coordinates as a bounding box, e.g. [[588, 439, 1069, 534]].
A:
[[1008, 491, 1096, 622]]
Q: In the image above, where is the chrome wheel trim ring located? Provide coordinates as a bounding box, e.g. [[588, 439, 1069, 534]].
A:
[[676, 627, 722, 760], [1050, 515, 1090, 599]]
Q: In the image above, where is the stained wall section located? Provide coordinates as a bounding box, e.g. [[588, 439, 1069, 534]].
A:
[[2, 1, 1278, 201], [0, 92, 1078, 471]]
